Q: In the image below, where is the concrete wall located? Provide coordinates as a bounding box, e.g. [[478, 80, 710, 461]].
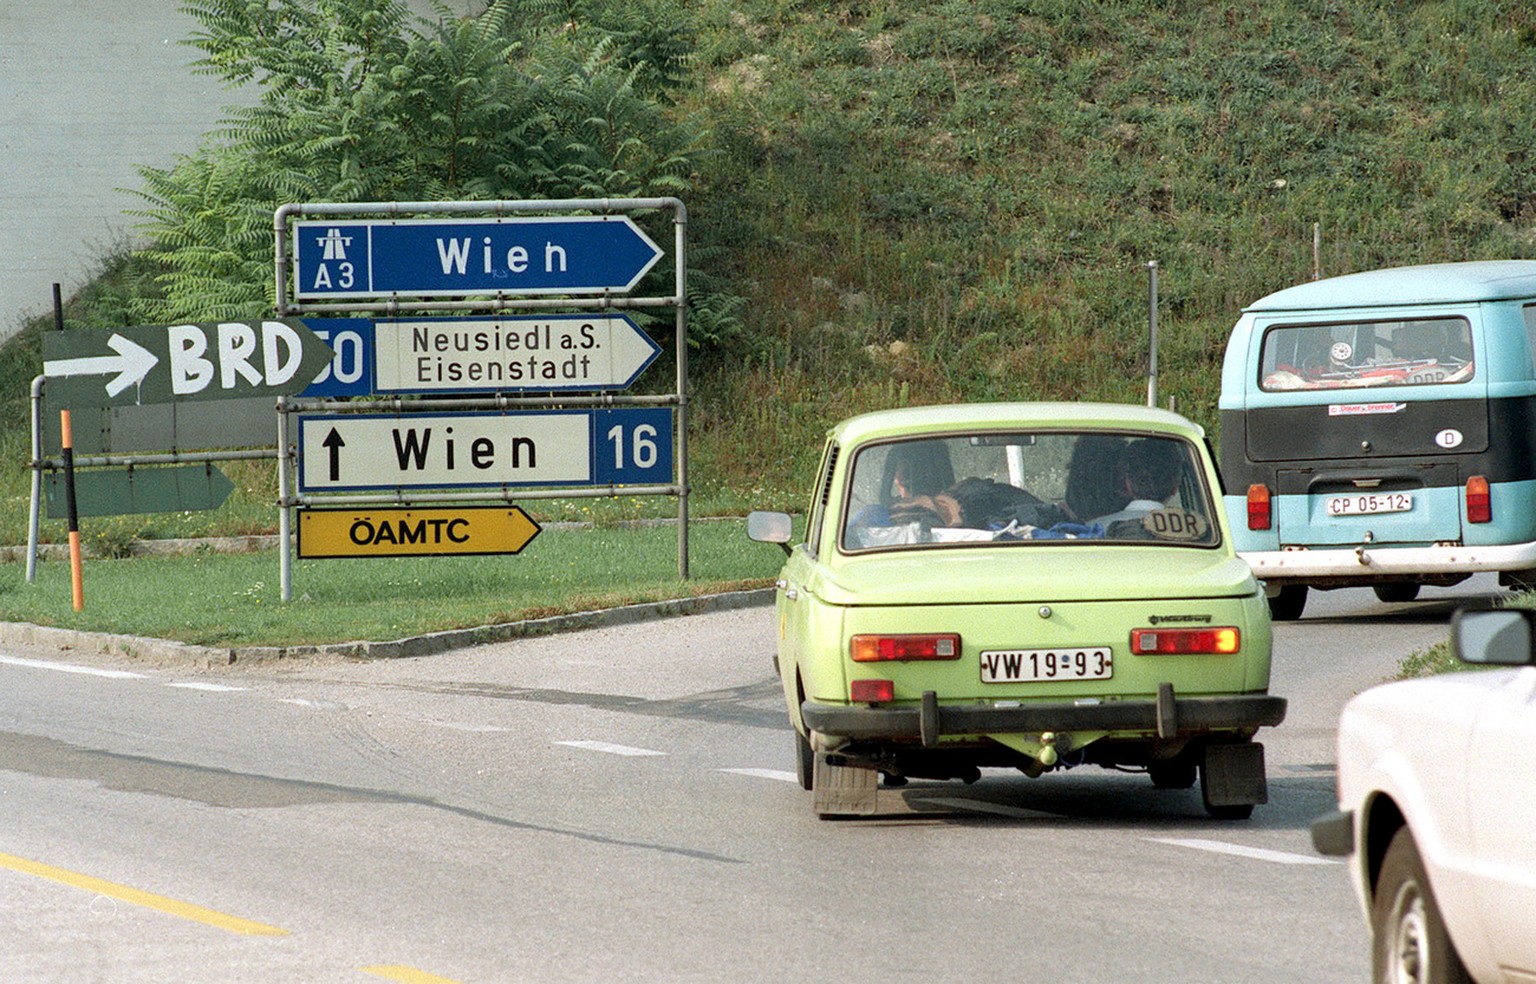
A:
[[0, 2, 483, 337]]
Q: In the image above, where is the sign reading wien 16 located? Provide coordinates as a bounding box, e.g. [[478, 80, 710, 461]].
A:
[[297, 408, 672, 492]]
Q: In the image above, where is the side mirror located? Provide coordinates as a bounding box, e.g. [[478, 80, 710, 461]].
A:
[[747, 511, 794, 555], [1451, 608, 1536, 666]]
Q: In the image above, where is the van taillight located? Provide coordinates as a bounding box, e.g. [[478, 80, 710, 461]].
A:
[[1246, 484, 1271, 530], [1467, 476, 1491, 524]]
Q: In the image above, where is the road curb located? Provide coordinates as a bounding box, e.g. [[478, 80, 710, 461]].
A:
[[0, 587, 776, 666]]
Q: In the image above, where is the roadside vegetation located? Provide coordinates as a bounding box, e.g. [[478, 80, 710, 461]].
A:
[[5, 0, 1536, 646]]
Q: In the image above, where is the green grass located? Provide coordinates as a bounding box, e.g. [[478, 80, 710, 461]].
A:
[[0, 520, 782, 647], [7, 1, 1536, 650]]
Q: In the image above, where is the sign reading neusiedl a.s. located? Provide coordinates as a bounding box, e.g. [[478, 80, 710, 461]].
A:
[[42, 319, 334, 407]]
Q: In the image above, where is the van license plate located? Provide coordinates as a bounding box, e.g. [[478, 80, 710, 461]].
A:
[[1325, 492, 1413, 516]]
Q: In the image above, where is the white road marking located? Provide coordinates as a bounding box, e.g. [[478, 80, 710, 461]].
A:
[[0, 654, 147, 680], [1149, 837, 1338, 866], [719, 768, 798, 783], [428, 720, 512, 733], [555, 740, 666, 757], [166, 682, 245, 692], [911, 796, 1067, 820]]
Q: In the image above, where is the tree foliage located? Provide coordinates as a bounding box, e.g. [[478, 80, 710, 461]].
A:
[[131, 0, 710, 326]]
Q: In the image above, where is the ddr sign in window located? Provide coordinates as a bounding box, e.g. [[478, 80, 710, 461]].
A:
[[1259, 317, 1473, 391]]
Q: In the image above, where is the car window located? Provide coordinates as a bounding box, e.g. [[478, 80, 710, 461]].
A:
[[804, 440, 839, 557], [839, 431, 1218, 552], [1259, 316, 1474, 391]]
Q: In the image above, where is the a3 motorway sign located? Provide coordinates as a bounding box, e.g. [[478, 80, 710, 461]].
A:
[[43, 319, 334, 408], [297, 407, 672, 492], [292, 216, 664, 299]]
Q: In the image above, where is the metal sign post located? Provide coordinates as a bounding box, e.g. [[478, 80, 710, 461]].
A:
[[273, 198, 689, 601]]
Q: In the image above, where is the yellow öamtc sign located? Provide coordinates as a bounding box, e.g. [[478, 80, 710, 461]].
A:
[[297, 506, 540, 559]]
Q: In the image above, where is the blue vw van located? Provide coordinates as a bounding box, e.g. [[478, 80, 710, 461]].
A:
[[1219, 261, 1536, 619]]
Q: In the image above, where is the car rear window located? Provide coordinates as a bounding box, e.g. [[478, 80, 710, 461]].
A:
[[840, 431, 1219, 552], [1259, 316, 1473, 391]]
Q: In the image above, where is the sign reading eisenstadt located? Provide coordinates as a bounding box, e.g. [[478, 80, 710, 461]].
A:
[[374, 315, 659, 394]]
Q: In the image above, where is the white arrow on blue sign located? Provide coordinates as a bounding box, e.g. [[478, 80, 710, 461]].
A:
[[293, 216, 664, 299]]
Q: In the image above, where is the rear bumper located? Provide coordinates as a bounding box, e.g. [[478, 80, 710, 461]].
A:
[[1240, 539, 1536, 581], [801, 687, 1286, 748]]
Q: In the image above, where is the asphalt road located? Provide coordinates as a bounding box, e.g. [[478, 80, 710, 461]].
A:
[[0, 578, 1496, 983]]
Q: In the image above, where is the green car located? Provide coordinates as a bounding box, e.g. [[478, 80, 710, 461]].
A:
[[748, 402, 1285, 819]]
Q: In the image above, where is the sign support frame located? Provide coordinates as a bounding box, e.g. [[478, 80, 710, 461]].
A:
[[274, 198, 689, 601]]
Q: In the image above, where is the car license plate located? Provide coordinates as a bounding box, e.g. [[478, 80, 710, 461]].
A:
[[980, 648, 1113, 683], [1325, 492, 1413, 517]]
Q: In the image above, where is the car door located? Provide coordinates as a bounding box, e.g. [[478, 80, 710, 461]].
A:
[[777, 440, 840, 721], [1466, 667, 1536, 975]]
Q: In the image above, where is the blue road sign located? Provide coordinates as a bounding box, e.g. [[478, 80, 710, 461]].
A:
[[297, 407, 673, 492], [292, 217, 664, 299], [300, 318, 374, 398]]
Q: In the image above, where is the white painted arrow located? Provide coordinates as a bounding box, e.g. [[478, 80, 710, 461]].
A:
[[43, 333, 159, 397]]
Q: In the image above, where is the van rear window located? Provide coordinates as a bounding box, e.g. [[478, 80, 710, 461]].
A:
[[1259, 317, 1473, 391]]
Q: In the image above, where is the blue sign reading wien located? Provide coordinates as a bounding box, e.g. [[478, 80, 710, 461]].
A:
[[292, 216, 665, 300]]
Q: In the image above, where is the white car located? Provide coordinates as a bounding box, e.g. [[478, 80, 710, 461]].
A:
[[1312, 608, 1536, 982]]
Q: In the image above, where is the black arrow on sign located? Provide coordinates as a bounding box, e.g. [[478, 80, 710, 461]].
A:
[[322, 428, 345, 482]]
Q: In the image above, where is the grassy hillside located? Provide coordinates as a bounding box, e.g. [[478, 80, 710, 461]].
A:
[[683, 0, 1536, 500], [7, 0, 1536, 543]]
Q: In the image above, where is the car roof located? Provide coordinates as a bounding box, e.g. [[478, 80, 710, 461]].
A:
[[1245, 260, 1536, 312], [827, 402, 1204, 446]]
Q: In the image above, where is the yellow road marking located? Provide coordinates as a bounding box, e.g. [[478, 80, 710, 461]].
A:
[[361, 967, 465, 984], [0, 851, 288, 936]]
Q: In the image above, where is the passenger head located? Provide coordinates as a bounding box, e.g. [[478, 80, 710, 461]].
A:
[[1065, 435, 1128, 520], [881, 440, 954, 503], [1122, 439, 1182, 502]]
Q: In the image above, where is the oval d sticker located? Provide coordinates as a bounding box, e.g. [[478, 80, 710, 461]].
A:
[[1435, 428, 1464, 449]]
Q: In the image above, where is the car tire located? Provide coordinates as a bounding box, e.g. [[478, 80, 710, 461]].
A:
[[1149, 759, 1197, 790], [1268, 584, 1308, 621], [1372, 827, 1472, 984], [1373, 582, 1421, 604], [794, 730, 814, 791]]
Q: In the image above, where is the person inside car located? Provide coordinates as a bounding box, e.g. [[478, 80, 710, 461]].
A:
[[1089, 438, 1181, 528]]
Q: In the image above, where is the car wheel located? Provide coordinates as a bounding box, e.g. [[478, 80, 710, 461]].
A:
[[1149, 759, 1197, 790], [1372, 827, 1472, 984], [794, 730, 814, 791], [1373, 582, 1421, 604], [1268, 584, 1308, 621]]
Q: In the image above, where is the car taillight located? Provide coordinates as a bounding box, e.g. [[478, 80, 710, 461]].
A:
[[1131, 627, 1240, 654], [850, 633, 961, 662], [849, 678, 895, 703], [1466, 475, 1491, 524], [1246, 484, 1271, 530]]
